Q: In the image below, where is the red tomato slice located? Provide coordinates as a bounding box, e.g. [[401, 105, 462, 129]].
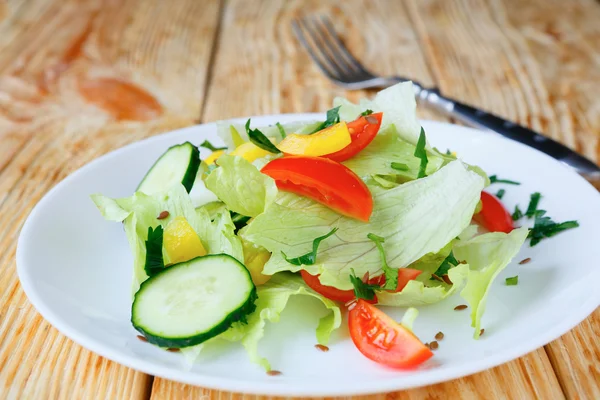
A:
[[474, 191, 514, 233], [368, 268, 422, 292], [348, 299, 433, 369], [300, 270, 356, 303], [261, 156, 373, 222], [323, 112, 383, 162]]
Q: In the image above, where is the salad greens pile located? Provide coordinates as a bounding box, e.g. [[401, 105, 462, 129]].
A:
[[92, 82, 554, 371]]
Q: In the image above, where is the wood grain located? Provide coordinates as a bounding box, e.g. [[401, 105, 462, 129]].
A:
[[151, 0, 565, 397], [0, 0, 222, 398]]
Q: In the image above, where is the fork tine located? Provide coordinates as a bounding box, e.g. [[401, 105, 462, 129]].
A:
[[318, 16, 373, 77], [303, 16, 358, 80], [292, 18, 342, 82]]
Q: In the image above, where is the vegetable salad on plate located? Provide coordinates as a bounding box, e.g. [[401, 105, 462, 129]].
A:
[[92, 82, 577, 371]]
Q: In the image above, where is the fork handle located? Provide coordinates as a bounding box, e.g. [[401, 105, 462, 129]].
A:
[[416, 87, 600, 177]]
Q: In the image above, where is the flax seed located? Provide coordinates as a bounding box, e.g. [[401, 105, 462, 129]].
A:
[[157, 210, 170, 219], [454, 304, 468, 311], [315, 344, 329, 352], [519, 258, 531, 265]]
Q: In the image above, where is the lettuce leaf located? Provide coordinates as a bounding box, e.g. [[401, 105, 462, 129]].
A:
[[182, 273, 341, 371], [334, 81, 424, 147], [342, 129, 445, 182], [91, 184, 242, 294], [454, 227, 529, 338], [243, 160, 484, 290], [204, 155, 277, 218], [377, 263, 470, 306]]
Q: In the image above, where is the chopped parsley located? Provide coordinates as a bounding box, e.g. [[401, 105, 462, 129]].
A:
[[414, 128, 428, 179], [282, 228, 338, 265], [199, 140, 226, 152], [144, 226, 164, 276], [349, 269, 379, 301], [528, 211, 579, 246], [496, 189, 506, 199], [367, 233, 397, 291], [360, 109, 374, 116], [505, 276, 519, 286], [489, 175, 520, 185], [275, 122, 286, 139], [245, 119, 281, 153], [310, 106, 341, 134], [432, 251, 459, 279], [391, 162, 409, 171], [525, 192, 541, 218], [512, 205, 523, 221]]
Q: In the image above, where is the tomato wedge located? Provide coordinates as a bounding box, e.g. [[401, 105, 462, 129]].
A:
[[368, 268, 422, 292], [474, 191, 514, 233], [348, 299, 433, 369], [300, 270, 359, 303], [261, 156, 373, 222], [323, 112, 383, 162]]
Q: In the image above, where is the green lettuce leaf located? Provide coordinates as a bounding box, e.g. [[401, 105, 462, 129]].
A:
[[204, 155, 277, 218], [377, 263, 470, 306], [454, 227, 529, 338], [92, 184, 242, 294], [342, 129, 445, 182], [334, 81, 423, 147], [182, 273, 341, 371], [243, 160, 484, 290]]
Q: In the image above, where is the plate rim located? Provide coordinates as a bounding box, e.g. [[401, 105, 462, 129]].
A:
[[16, 114, 600, 396]]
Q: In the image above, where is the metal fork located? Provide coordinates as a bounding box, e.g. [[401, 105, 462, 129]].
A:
[[292, 16, 600, 179]]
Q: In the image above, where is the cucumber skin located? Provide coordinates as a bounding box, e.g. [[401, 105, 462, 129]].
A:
[[137, 142, 200, 194], [132, 254, 257, 349]]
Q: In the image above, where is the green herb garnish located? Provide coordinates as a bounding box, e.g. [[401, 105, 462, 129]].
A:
[[367, 233, 397, 290], [199, 140, 226, 152], [310, 106, 341, 134], [282, 228, 338, 265], [528, 212, 579, 246], [432, 251, 459, 279], [489, 175, 520, 185], [276, 122, 286, 139], [144, 226, 164, 276], [349, 269, 379, 301], [525, 192, 542, 218], [496, 189, 506, 199], [360, 109, 374, 116], [512, 205, 523, 221], [505, 276, 519, 286], [245, 119, 281, 153], [391, 162, 409, 171], [414, 127, 428, 179]]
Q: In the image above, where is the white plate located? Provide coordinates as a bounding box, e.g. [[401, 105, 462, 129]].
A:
[[17, 115, 600, 396]]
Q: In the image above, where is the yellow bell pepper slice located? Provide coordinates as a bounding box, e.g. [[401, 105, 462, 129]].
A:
[[242, 239, 271, 285], [230, 141, 272, 163], [163, 216, 207, 264], [230, 125, 246, 148], [204, 149, 225, 165], [277, 122, 351, 156]]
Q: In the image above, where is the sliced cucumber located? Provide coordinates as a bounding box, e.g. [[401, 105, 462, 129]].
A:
[[138, 142, 200, 194], [132, 254, 257, 348]]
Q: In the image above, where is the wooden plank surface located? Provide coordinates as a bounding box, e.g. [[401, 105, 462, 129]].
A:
[[1, 0, 598, 398], [0, 0, 222, 398]]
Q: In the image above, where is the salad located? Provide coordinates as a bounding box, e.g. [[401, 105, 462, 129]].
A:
[[92, 82, 577, 372]]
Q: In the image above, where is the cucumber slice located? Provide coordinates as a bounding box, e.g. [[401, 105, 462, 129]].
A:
[[138, 142, 200, 194], [132, 254, 257, 348]]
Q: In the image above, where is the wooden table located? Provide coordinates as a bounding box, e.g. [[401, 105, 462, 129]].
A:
[[1, 0, 598, 398]]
